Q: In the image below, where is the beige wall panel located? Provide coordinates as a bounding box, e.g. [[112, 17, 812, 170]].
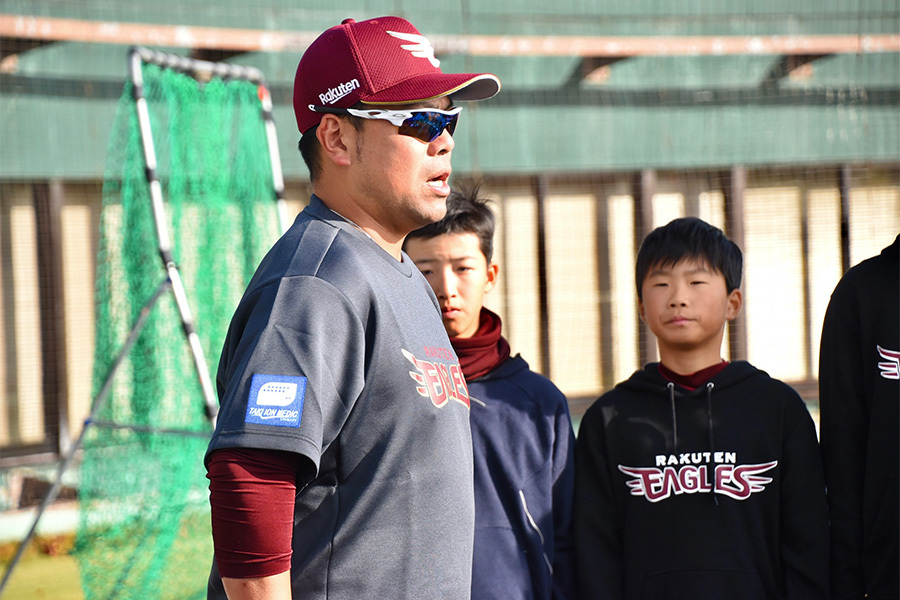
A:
[[482, 191, 507, 324], [698, 191, 726, 230], [10, 204, 45, 443], [61, 200, 97, 440], [0, 185, 28, 445], [651, 193, 685, 228], [546, 193, 602, 396], [502, 194, 542, 372], [848, 189, 900, 266], [0, 186, 12, 444], [608, 195, 640, 382], [807, 189, 842, 376], [743, 187, 807, 381]]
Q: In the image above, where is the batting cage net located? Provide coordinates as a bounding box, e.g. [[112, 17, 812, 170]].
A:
[[73, 56, 282, 599]]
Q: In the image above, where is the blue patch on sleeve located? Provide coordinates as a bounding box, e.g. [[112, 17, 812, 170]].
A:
[[245, 374, 306, 428]]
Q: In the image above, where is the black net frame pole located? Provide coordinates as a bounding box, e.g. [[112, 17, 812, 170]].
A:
[[0, 279, 172, 595]]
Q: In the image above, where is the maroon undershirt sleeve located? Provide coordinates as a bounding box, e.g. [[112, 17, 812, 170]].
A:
[[207, 448, 298, 579]]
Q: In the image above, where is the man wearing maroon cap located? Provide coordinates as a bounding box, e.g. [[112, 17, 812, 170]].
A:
[[205, 16, 500, 600]]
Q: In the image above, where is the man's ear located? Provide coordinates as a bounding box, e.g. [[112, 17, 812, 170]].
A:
[[726, 288, 743, 321], [316, 114, 354, 167]]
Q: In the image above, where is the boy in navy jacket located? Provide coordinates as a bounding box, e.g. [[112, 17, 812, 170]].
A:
[[574, 217, 829, 599], [404, 187, 576, 600]]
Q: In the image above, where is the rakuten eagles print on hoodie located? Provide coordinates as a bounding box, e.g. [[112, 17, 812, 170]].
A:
[[574, 361, 829, 600]]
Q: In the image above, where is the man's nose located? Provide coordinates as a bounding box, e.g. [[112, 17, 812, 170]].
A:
[[430, 125, 455, 155]]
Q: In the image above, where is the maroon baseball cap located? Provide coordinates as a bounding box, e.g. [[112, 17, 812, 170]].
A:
[[293, 16, 501, 134]]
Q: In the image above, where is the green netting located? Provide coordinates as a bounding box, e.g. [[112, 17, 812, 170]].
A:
[[74, 61, 281, 600]]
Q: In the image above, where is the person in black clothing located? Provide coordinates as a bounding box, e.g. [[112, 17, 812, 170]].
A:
[[819, 233, 899, 600], [574, 216, 829, 599]]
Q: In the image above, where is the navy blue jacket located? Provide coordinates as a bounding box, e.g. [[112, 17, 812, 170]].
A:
[[467, 355, 576, 600]]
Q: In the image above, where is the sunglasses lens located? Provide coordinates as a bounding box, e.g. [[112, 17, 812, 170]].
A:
[[445, 115, 458, 137], [398, 112, 458, 142]]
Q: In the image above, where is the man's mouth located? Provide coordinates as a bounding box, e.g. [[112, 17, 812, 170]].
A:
[[425, 171, 450, 192]]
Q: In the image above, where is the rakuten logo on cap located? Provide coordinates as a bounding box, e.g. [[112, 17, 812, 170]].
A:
[[319, 79, 360, 105]]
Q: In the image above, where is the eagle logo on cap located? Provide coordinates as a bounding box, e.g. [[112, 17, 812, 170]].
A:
[[387, 30, 440, 68]]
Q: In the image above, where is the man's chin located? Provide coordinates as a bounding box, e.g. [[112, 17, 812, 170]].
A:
[[425, 204, 448, 225]]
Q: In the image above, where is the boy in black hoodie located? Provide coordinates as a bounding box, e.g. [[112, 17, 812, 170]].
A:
[[574, 217, 829, 599]]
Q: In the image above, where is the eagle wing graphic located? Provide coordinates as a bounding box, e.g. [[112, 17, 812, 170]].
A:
[[877, 345, 900, 379], [387, 31, 441, 67]]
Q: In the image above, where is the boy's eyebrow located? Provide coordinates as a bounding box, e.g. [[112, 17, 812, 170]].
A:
[[647, 264, 714, 276], [647, 266, 674, 276]]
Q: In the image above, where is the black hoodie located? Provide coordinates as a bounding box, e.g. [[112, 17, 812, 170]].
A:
[[819, 234, 899, 600], [575, 361, 829, 599]]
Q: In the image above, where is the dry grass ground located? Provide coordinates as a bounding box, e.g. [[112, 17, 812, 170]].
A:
[[1, 553, 83, 600]]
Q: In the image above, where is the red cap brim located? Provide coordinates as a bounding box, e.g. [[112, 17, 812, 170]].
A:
[[358, 72, 501, 105]]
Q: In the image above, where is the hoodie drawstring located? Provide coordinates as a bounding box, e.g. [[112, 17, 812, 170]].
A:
[[706, 382, 718, 506], [661, 375, 720, 505], [667, 382, 677, 451]]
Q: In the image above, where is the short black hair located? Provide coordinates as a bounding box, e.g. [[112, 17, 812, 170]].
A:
[[298, 127, 321, 180], [635, 216, 742, 300], [404, 183, 496, 262]]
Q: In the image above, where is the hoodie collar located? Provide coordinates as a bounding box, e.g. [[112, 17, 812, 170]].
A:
[[658, 360, 729, 391], [619, 360, 758, 394]]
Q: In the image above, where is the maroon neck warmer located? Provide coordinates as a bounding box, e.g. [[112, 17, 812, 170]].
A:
[[450, 308, 512, 380]]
